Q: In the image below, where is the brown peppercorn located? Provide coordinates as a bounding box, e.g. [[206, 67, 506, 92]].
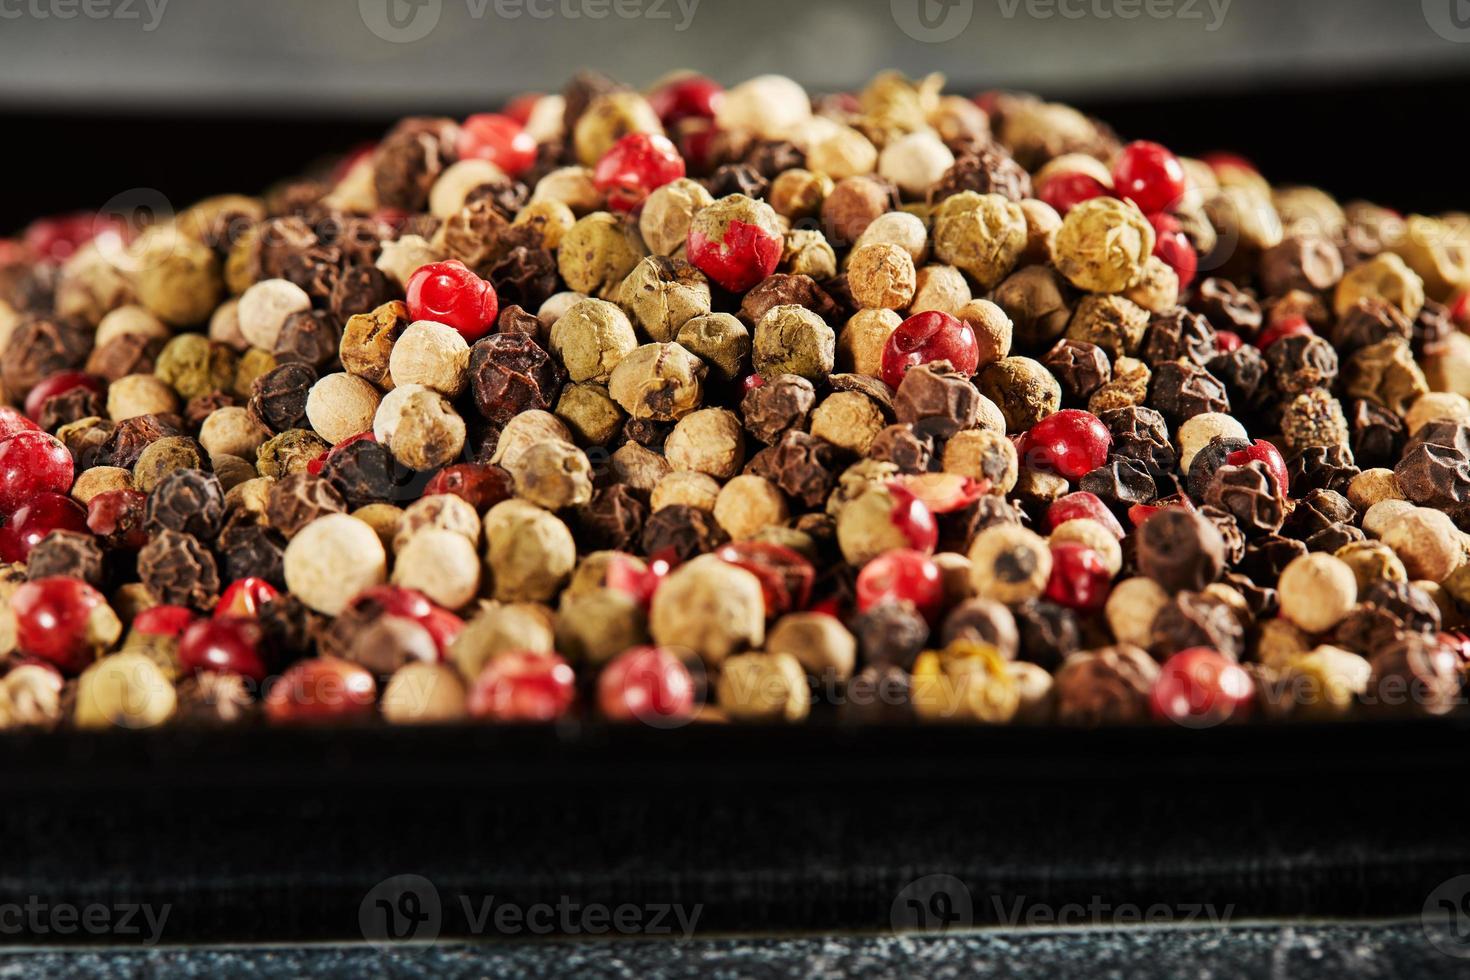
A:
[[1042, 339, 1111, 405], [1365, 632, 1462, 717], [991, 266, 1072, 351], [372, 116, 457, 211], [97, 413, 181, 471], [1151, 590, 1247, 661], [640, 503, 728, 561], [1148, 359, 1230, 424], [133, 436, 208, 494], [929, 144, 1032, 203], [218, 519, 288, 589], [2, 314, 91, 397], [86, 332, 163, 383], [265, 472, 348, 538], [618, 255, 711, 342], [1066, 294, 1150, 361], [741, 374, 815, 445], [1136, 508, 1226, 594], [1264, 333, 1340, 397], [248, 362, 317, 434], [340, 300, 409, 389], [550, 297, 638, 384], [1189, 276, 1262, 338], [138, 528, 221, 610], [820, 176, 897, 246], [575, 484, 647, 552], [144, 468, 226, 541], [468, 333, 565, 425], [1052, 645, 1159, 726], [25, 531, 105, 587], [977, 357, 1062, 433], [894, 362, 980, 441], [320, 439, 401, 508], [738, 274, 844, 328], [870, 423, 934, 474]]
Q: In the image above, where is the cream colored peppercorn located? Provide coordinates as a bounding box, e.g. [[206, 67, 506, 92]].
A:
[[769, 169, 832, 220], [910, 265, 971, 316], [639, 178, 714, 256], [1105, 577, 1170, 649], [609, 442, 669, 492], [1347, 469, 1405, 512], [837, 309, 901, 377], [652, 471, 722, 513], [1380, 507, 1465, 582], [373, 384, 466, 470], [70, 466, 133, 504], [1278, 553, 1358, 633], [96, 304, 169, 346], [353, 503, 403, 551], [450, 600, 556, 680], [968, 524, 1053, 605], [198, 406, 267, 460], [1273, 646, 1371, 721], [753, 304, 836, 381], [537, 291, 587, 331], [713, 474, 789, 541], [956, 299, 1014, 368], [394, 493, 480, 552], [835, 485, 915, 566], [131, 228, 223, 327], [225, 476, 275, 521], [0, 664, 64, 729], [664, 408, 745, 479], [303, 371, 381, 446], [1335, 540, 1408, 591], [393, 528, 482, 610], [530, 166, 604, 214], [506, 439, 594, 511], [1204, 185, 1282, 253], [1405, 392, 1470, 434], [649, 554, 765, 665], [558, 212, 647, 299], [767, 612, 856, 681], [618, 256, 711, 342], [717, 651, 810, 723], [716, 73, 810, 140], [852, 211, 929, 263], [608, 342, 706, 421], [806, 124, 878, 180], [556, 588, 648, 665], [676, 313, 750, 381], [388, 320, 470, 397], [376, 235, 443, 289], [513, 198, 576, 251], [210, 454, 257, 491], [1426, 332, 1470, 397], [572, 91, 662, 165], [1363, 498, 1417, 539], [1018, 198, 1062, 266], [1177, 413, 1250, 472], [73, 652, 176, 730], [810, 391, 886, 456], [879, 131, 955, 198], [932, 191, 1027, 289], [490, 410, 574, 469], [1054, 196, 1156, 293], [482, 499, 576, 603], [1122, 256, 1181, 313], [943, 428, 1019, 492], [107, 373, 178, 421], [551, 298, 639, 383], [555, 382, 624, 446], [847, 242, 917, 311], [1333, 251, 1425, 321], [1256, 618, 1312, 668], [381, 662, 468, 724], [207, 299, 247, 351], [429, 159, 507, 219], [783, 229, 839, 280], [1051, 518, 1123, 576], [237, 278, 311, 351], [283, 514, 387, 615]]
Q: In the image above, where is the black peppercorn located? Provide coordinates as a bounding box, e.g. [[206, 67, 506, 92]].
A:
[[138, 528, 221, 609], [1204, 461, 1286, 537], [273, 310, 341, 369], [468, 333, 565, 425], [1263, 333, 1339, 397], [218, 519, 288, 590], [850, 598, 929, 670], [1013, 599, 1081, 671], [1188, 277, 1261, 338], [1185, 435, 1250, 500], [26, 530, 106, 587], [1140, 307, 1216, 367], [640, 503, 728, 562], [144, 468, 226, 541], [320, 439, 407, 508], [1079, 459, 1156, 511], [575, 484, 648, 552], [266, 472, 349, 537], [1148, 359, 1230, 424], [249, 362, 318, 434], [1287, 445, 1361, 498], [1042, 339, 1111, 405]]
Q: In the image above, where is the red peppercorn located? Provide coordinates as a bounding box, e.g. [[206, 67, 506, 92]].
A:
[[1148, 212, 1197, 288], [880, 311, 980, 389], [417, 607, 464, 657], [1151, 647, 1253, 727], [133, 604, 197, 638], [467, 650, 576, 722], [421, 463, 512, 512], [0, 430, 74, 513], [597, 646, 696, 724], [1225, 439, 1290, 494], [306, 431, 376, 477], [1111, 141, 1187, 214], [686, 202, 783, 293], [594, 133, 686, 212], [23, 212, 108, 263], [503, 92, 543, 126], [1047, 491, 1125, 538], [1020, 409, 1112, 481], [456, 112, 537, 177], [24, 371, 101, 422], [1448, 290, 1470, 330], [349, 585, 460, 657], [85, 488, 148, 550], [405, 259, 499, 342], [894, 472, 989, 514], [1254, 315, 1312, 351], [215, 578, 281, 619], [265, 656, 378, 724], [0, 407, 38, 443], [648, 74, 723, 126], [179, 616, 268, 682], [1215, 330, 1243, 353], [1044, 542, 1112, 612], [887, 483, 939, 554], [1127, 493, 1195, 529], [10, 577, 116, 674], [606, 551, 677, 610], [714, 540, 815, 617], [0, 491, 88, 562], [1200, 151, 1258, 177], [855, 548, 943, 619], [1037, 172, 1108, 215]]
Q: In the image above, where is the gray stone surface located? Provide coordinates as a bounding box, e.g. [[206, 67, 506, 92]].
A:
[[0, 920, 1464, 978]]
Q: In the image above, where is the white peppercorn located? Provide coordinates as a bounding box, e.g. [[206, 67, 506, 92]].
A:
[[373, 384, 466, 470], [837, 309, 901, 377], [852, 211, 929, 264], [394, 492, 481, 552], [651, 471, 721, 513], [530, 166, 604, 214], [1380, 506, 1465, 582], [955, 299, 1013, 368], [713, 474, 789, 541], [664, 408, 745, 479], [482, 499, 576, 602], [305, 373, 382, 446], [806, 124, 878, 180], [450, 600, 555, 679], [71, 466, 134, 504], [753, 305, 836, 381], [506, 439, 594, 511], [717, 651, 810, 722], [555, 587, 647, 665], [810, 391, 886, 456], [73, 652, 176, 730], [490, 410, 574, 469], [199, 405, 268, 460], [878, 131, 955, 198], [107, 373, 179, 421], [1278, 553, 1358, 633], [1105, 576, 1170, 649], [847, 242, 917, 311], [381, 662, 468, 724], [968, 524, 1053, 605], [910, 265, 971, 316], [376, 235, 444, 289], [767, 611, 856, 681], [283, 513, 388, 615], [388, 320, 471, 397], [639, 178, 713, 257], [392, 527, 482, 609], [650, 554, 765, 665], [238, 278, 311, 351]]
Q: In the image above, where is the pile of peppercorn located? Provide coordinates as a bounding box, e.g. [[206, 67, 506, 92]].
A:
[[0, 69, 1467, 730]]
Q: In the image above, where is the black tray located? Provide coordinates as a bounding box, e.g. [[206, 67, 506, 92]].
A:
[[1, 716, 1464, 944]]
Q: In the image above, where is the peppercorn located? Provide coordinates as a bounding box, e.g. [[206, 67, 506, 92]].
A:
[[638, 178, 713, 257], [256, 428, 330, 480], [977, 357, 1061, 433], [1053, 197, 1155, 293], [674, 313, 749, 382], [1334, 252, 1425, 321], [372, 385, 466, 471], [606, 341, 705, 422], [910, 640, 1020, 723], [394, 492, 481, 552], [557, 211, 647, 299]]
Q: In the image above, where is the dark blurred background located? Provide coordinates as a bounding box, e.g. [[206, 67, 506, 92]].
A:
[[1, 0, 1467, 228]]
